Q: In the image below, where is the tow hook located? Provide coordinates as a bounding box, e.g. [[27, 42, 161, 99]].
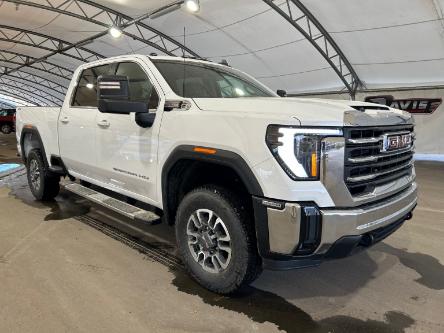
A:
[[360, 233, 375, 247]]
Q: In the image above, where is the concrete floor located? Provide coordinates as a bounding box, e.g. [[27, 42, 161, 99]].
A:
[[0, 132, 443, 333]]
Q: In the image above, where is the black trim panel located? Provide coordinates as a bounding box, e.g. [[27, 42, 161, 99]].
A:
[[50, 155, 69, 175], [161, 145, 264, 223], [20, 126, 48, 167], [252, 196, 270, 258]]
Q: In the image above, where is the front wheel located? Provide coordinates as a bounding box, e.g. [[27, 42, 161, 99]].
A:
[[175, 186, 261, 294], [1, 124, 12, 134], [26, 149, 60, 201]]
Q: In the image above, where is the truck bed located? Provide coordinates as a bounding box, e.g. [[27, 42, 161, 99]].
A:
[[16, 106, 61, 162]]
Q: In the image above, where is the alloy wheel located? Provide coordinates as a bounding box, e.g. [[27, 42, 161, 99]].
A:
[[186, 209, 232, 273]]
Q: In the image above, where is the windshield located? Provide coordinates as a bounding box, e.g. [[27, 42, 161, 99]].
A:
[[152, 60, 274, 98]]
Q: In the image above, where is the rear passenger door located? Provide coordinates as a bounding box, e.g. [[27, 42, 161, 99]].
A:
[[59, 63, 113, 180], [95, 60, 161, 205]]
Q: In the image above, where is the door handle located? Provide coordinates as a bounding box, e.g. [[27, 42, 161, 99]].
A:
[[97, 120, 110, 128], [60, 116, 69, 124]]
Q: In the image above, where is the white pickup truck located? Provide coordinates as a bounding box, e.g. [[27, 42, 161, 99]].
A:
[[16, 55, 417, 294]]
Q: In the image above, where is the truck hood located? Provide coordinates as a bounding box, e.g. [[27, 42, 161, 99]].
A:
[[193, 97, 413, 127]]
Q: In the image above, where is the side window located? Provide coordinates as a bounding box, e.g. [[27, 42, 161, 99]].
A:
[[71, 64, 113, 107], [115, 62, 159, 111]]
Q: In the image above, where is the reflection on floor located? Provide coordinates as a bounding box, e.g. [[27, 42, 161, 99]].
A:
[[0, 133, 443, 333]]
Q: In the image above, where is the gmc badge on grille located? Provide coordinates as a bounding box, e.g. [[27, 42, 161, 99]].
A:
[[382, 133, 412, 152]]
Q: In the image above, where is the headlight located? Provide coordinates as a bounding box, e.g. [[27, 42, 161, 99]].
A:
[[266, 126, 342, 180]]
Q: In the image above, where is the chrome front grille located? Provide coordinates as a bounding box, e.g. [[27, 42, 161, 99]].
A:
[[344, 125, 415, 196]]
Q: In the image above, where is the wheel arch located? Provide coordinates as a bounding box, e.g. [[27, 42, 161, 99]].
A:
[[20, 126, 49, 167], [161, 145, 264, 224]]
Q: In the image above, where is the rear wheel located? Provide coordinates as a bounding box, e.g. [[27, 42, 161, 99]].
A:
[[175, 186, 261, 294], [1, 124, 12, 134], [26, 149, 60, 201]]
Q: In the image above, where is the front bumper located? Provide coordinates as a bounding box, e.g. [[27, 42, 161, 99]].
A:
[[253, 182, 417, 270]]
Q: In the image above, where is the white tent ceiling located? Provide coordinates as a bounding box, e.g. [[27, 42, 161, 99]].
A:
[[0, 0, 443, 106]]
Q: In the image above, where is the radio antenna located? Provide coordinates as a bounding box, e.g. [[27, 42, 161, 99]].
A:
[[182, 26, 186, 98]]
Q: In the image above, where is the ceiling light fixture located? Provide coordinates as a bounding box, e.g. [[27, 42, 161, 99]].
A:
[[184, 0, 200, 13], [109, 26, 123, 38], [235, 88, 245, 96]]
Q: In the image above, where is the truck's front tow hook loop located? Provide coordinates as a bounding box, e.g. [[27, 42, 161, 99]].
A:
[[360, 234, 375, 247]]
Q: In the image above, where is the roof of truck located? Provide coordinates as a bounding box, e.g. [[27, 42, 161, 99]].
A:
[[74, 54, 231, 72], [147, 55, 231, 68]]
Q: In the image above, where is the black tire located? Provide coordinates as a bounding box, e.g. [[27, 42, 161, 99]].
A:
[[1, 124, 12, 134], [175, 185, 262, 294], [26, 149, 60, 201]]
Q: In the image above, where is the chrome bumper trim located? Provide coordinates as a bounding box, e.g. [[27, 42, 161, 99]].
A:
[[267, 203, 301, 254], [265, 183, 417, 256], [316, 183, 417, 253]]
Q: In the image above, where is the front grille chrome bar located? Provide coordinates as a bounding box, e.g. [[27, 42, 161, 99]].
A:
[[348, 155, 379, 163], [347, 137, 381, 144], [344, 125, 415, 196], [347, 131, 414, 145], [348, 145, 415, 163], [347, 161, 414, 183]]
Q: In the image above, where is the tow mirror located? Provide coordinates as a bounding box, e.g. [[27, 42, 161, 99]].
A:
[[97, 75, 158, 128], [97, 75, 148, 114], [277, 89, 287, 97]]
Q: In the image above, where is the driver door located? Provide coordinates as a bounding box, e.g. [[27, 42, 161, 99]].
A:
[[95, 61, 161, 204], [59, 63, 113, 180]]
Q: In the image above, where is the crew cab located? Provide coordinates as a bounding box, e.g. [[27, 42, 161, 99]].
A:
[[16, 55, 417, 294]]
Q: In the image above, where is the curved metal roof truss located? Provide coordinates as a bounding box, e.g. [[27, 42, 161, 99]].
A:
[[0, 50, 73, 81], [0, 25, 104, 76], [0, 0, 201, 102], [0, 79, 61, 105], [3, 0, 200, 58], [1, 68, 68, 95], [0, 0, 362, 101], [0, 92, 38, 106], [263, 0, 362, 98], [0, 100, 16, 108], [0, 87, 44, 106], [0, 76, 64, 104]]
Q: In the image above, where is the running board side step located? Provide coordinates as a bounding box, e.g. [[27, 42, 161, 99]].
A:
[[64, 183, 160, 224]]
